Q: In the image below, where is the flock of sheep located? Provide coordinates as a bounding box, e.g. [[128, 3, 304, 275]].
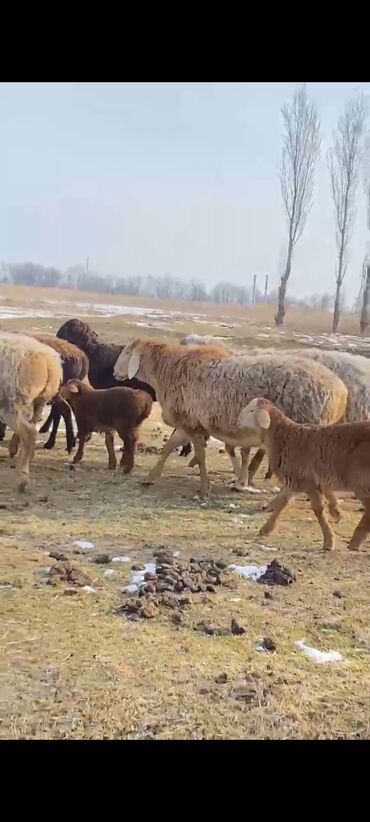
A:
[[1, 320, 370, 553]]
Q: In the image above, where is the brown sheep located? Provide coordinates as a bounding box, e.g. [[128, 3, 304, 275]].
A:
[[238, 397, 370, 552], [59, 379, 153, 472]]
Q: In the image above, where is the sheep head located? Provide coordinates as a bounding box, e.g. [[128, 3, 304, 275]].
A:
[[60, 379, 84, 401], [238, 398, 271, 434], [114, 339, 145, 382]]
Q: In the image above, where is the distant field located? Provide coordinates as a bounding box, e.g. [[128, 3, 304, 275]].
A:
[[1, 284, 370, 739]]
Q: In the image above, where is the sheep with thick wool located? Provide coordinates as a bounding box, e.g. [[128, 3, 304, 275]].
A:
[[0, 333, 62, 491], [239, 397, 370, 552], [113, 339, 348, 499]]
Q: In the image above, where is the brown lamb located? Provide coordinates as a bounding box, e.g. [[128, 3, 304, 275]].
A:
[[238, 397, 370, 552], [60, 379, 153, 473]]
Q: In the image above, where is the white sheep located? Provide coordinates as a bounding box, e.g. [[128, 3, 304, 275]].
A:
[[113, 340, 348, 499], [0, 333, 62, 491]]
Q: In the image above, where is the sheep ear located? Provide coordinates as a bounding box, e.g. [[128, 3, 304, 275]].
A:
[[256, 407, 271, 429], [128, 350, 141, 379], [68, 383, 79, 394]]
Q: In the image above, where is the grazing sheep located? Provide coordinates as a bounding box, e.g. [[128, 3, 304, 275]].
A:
[[0, 332, 62, 490], [113, 340, 348, 498], [238, 397, 370, 552], [5, 334, 90, 456], [59, 379, 153, 472]]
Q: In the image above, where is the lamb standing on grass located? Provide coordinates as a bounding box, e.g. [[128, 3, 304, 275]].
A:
[[0, 333, 62, 491], [113, 339, 348, 499], [238, 397, 370, 552], [60, 379, 153, 472]]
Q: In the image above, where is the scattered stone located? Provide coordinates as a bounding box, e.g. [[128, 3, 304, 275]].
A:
[[256, 637, 277, 653], [231, 618, 246, 636], [48, 562, 92, 588], [198, 623, 226, 637], [333, 590, 344, 599], [264, 591, 273, 600], [171, 613, 183, 626], [206, 584, 216, 593], [141, 604, 158, 619], [49, 551, 68, 562], [94, 553, 111, 564], [257, 559, 295, 587], [232, 685, 256, 703], [131, 563, 144, 571], [215, 672, 228, 684], [63, 587, 79, 596]]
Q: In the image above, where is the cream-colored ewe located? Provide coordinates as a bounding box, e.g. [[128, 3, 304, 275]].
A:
[[0, 333, 62, 491]]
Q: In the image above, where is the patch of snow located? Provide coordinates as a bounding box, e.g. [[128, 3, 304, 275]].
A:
[[73, 540, 94, 550], [123, 562, 156, 593], [258, 544, 278, 552], [295, 640, 343, 664], [229, 563, 267, 581], [103, 569, 116, 578], [82, 585, 96, 594], [111, 556, 131, 563]]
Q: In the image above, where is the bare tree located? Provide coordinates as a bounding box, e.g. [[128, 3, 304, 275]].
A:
[[275, 85, 320, 326], [360, 132, 370, 334], [329, 95, 366, 332]]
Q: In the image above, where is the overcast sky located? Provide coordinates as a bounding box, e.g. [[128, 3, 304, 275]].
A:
[[0, 82, 369, 301]]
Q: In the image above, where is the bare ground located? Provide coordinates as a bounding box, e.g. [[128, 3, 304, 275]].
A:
[[1, 285, 370, 739]]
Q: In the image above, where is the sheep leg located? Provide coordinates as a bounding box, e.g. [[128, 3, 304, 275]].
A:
[[13, 417, 37, 492], [0, 421, 6, 440], [232, 448, 252, 491], [120, 430, 138, 474], [307, 487, 336, 551], [8, 400, 42, 459], [43, 404, 61, 451], [192, 435, 210, 499], [105, 432, 117, 470], [246, 448, 265, 487], [39, 408, 53, 434], [180, 442, 192, 458], [348, 498, 370, 551], [259, 488, 294, 536], [44, 396, 75, 453], [325, 490, 342, 522], [143, 428, 190, 485], [71, 433, 87, 466]]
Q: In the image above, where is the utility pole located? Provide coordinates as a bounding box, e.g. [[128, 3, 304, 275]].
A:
[[252, 274, 257, 306], [86, 256, 89, 274], [264, 274, 269, 304]]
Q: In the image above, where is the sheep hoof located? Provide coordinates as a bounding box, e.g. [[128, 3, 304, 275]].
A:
[[328, 508, 342, 523], [142, 478, 155, 486], [323, 541, 335, 552], [17, 478, 29, 493], [43, 440, 54, 451]]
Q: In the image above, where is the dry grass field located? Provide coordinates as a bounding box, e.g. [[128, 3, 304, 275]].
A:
[[1, 284, 370, 739]]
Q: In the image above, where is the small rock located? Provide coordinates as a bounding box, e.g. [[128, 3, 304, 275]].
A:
[[206, 584, 216, 593], [94, 553, 111, 564], [144, 571, 157, 581], [258, 559, 295, 587], [215, 672, 228, 684], [144, 582, 157, 594], [171, 613, 183, 626], [154, 550, 174, 565], [231, 618, 246, 636], [232, 685, 256, 703], [182, 577, 198, 593], [264, 591, 273, 600], [49, 551, 68, 562], [132, 563, 144, 571], [63, 587, 79, 596], [333, 590, 344, 599], [256, 637, 277, 653], [141, 604, 158, 619]]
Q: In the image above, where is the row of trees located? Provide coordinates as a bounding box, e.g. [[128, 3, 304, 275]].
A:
[[0, 261, 343, 312], [276, 85, 369, 332]]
